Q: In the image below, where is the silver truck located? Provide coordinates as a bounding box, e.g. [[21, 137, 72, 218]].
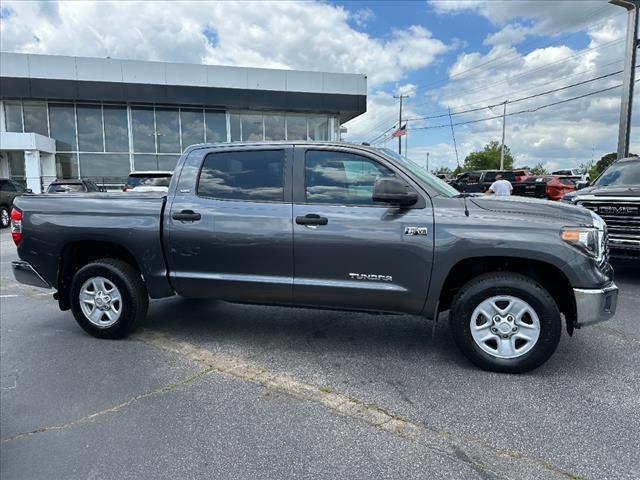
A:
[[10, 142, 618, 373]]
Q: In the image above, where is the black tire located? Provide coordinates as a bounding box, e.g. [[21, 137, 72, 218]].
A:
[[70, 259, 148, 339], [0, 206, 10, 229], [449, 272, 561, 373]]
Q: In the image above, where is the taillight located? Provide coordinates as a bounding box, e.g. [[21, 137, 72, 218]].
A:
[[123, 184, 132, 192], [10, 208, 23, 245]]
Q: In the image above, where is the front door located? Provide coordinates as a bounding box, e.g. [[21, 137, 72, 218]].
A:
[[292, 147, 434, 314], [165, 146, 293, 304]]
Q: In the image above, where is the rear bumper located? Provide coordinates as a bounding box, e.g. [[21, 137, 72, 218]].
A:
[[11, 261, 51, 289], [574, 283, 618, 327]]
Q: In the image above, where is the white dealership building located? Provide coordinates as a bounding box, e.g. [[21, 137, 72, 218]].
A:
[[0, 52, 367, 192]]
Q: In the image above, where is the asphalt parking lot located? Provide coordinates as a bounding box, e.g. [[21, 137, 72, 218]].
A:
[[1, 228, 638, 480]]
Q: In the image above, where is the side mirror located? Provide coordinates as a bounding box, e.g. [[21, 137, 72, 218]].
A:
[[372, 177, 418, 206], [25, 188, 33, 194], [576, 180, 589, 190]]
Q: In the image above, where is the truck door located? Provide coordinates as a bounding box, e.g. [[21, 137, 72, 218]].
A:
[[292, 147, 433, 314], [165, 146, 293, 304]]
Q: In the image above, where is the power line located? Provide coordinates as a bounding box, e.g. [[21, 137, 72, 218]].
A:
[[407, 82, 628, 132], [404, 69, 625, 121]]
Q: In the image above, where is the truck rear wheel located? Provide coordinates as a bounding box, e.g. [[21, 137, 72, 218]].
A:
[[70, 259, 148, 339], [449, 272, 561, 373]]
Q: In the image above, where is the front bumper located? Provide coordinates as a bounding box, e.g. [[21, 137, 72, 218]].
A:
[[11, 261, 51, 289], [573, 283, 618, 327]]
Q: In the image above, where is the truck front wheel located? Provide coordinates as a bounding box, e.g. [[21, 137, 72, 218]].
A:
[[70, 259, 148, 339], [449, 272, 561, 373]]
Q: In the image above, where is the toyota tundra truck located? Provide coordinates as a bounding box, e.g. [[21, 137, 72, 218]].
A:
[[10, 142, 618, 373]]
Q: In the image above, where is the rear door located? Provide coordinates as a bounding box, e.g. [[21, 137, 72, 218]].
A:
[[165, 146, 294, 303], [292, 146, 433, 314]]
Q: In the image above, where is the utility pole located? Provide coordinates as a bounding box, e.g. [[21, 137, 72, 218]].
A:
[[500, 100, 508, 170], [448, 107, 460, 168], [393, 94, 409, 155], [426, 152, 430, 171], [610, 0, 640, 159]]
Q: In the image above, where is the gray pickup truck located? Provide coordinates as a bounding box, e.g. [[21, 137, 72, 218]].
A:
[[11, 142, 618, 373]]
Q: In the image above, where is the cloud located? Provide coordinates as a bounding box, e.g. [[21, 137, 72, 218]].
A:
[[0, 0, 449, 88], [350, 8, 375, 28]]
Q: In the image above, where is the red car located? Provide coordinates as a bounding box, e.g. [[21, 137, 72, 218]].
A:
[[512, 175, 576, 201]]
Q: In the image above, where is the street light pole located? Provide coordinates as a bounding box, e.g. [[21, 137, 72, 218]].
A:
[[610, 0, 640, 159]]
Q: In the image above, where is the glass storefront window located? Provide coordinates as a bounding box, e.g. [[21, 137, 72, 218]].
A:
[[155, 108, 180, 153], [76, 105, 103, 152], [286, 115, 307, 140], [48, 104, 76, 151], [229, 113, 241, 142], [264, 114, 285, 141], [241, 114, 263, 141], [131, 107, 156, 152], [133, 154, 178, 171], [4, 101, 23, 132], [181, 109, 204, 151], [103, 106, 129, 152], [7, 151, 25, 179], [23, 101, 48, 136], [158, 154, 180, 171], [55, 153, 79, 179], [205, 110, 227, 143], [79, 153, 130, 181], [308, 116, 328, 141]]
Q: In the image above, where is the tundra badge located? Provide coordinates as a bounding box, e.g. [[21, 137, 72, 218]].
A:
[[405, 226, 428, 236]]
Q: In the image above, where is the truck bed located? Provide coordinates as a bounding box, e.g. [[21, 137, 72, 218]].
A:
[[13, 192, 172, 298]]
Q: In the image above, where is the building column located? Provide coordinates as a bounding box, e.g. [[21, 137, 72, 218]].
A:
[[40, 152, 56, 192], [0, 152, 9, 177], [24, 150, 43, 193]]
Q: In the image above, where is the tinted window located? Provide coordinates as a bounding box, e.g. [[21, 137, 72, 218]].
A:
[[1, 180, 16, 192], [205, 111, 227, 143], [468, 173, 480, 183], [131, 107, 155, 152], [127, 174, 171, 187], [502, 172, 516, 182], [305, 150, 395, 205], [181, 109, 205, 150], [77, 105, 103, 152], [103, 106, 129, 152], [484, 172, 496, 182], [4, 101, 23, 132], [49, 104, 76, 151], [47, 183, 86, 193], [155, 108, 180, 153], [23, 101, 48, 136], [198, 150, 284, 202]]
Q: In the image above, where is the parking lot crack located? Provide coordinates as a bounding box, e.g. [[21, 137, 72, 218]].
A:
[[134, 329, 582, 479], [0, 366, 214, 445]]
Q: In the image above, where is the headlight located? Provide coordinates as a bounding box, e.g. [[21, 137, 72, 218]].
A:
[[561, 192, 576, 204], [561, 212, 606, 262]]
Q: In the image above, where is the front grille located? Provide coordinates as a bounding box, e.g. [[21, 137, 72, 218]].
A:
[[577, 200, 640, 253]]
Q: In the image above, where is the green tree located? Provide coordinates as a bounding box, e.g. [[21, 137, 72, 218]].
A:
[[590, 152, 617, 179], [529, 162, 548, 175], [462, 141, 514, 171]]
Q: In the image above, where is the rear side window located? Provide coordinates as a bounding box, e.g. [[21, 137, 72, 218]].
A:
[[47, 183, 86, 193], [502, 172, 516, 182], [305, 150, 395, 205], [198, 150, 284, 202]]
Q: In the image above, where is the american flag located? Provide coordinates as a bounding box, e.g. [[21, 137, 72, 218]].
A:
[[391, 123, 407, 138]]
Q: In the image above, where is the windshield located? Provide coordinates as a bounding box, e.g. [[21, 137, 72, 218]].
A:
[[378, 148, 459, 198], [594, 161, 640, 187]]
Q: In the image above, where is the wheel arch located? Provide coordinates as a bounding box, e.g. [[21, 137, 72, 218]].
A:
[[56, 240, 142, 311], [437, 256, 576, 335]]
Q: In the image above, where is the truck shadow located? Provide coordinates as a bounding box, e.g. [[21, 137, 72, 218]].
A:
[[144, 296, 470, 368]]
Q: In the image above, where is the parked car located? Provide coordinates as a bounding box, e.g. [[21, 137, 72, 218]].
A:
[[123, 171, 173, 192], [46, 179, 101, 193], [552, 169, 589, 181], [562, 156, 640, 259], [11, 142, 617, 373], [436, 173, 451, 183], [450, 170, 517, 193], [512, 175, 576, 201], [512, 169, 531, 183], [0, 178, 30, 228]]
